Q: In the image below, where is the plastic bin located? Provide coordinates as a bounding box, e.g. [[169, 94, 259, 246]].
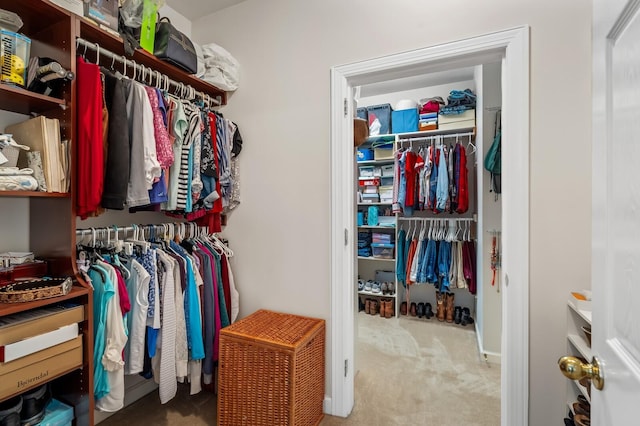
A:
[[356, 148, 374, 162], [372, 243, 395, 259], [0, 30, 31, 87], [39, 399, 74, 426]]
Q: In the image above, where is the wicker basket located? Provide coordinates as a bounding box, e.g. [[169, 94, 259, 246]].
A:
[[218, 310, 325, 426]]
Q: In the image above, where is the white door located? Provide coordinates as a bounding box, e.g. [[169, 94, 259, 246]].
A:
[[592, 0, 640, 423]]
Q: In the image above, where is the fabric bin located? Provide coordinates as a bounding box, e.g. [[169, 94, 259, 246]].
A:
[[392, 108, 418, 134], [356, 107, 368, 121], [381, 165, 394, 177], [356, 148, 373, 162], [366, 104, 392, 135], [358, 177, 380, 187], [218, 310, 325, 426]]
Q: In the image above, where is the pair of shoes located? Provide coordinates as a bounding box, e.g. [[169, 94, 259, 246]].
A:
[[460, 307, 474, 326], [416, 302, 425, 318], [380, 299, 394, 318], [368, 299, 379, 315], [384, 282, 395, 295], [0, 384, 51, 426], [436, 292, 446, 322], [574, 414, 590, 426], [410, 302, 417, 317], [454, 306, 462, 324], [400, 301, 407, 315], [371, 282, 382, 294], [424, 302, 434, 319], [364, 280, 373, 292], [445, 293, 455, 323], [357, 279, 365, 292]]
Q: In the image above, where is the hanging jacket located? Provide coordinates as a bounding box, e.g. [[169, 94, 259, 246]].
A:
[[396, 229, 407, 287], [436, 148, 449, 212], [456, 144, 469, 213], [438, 241, 452, 292]]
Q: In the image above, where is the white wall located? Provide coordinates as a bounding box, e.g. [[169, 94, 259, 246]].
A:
[[192, 2, 592, 425], [479, 62, 503, 359], [158, 4, 192, 37]]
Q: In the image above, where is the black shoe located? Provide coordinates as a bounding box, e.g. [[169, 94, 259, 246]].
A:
[[454, 306, 462, 324], [424, 303, 434, 319], [416, 302, 425, 318], [20, 384, 50, 426], [461, 308, 474, 326], [0, 396, 22, 426]]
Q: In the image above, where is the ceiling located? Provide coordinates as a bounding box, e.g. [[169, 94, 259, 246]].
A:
[[165, 0, 247, 20], [358, 67, 477, 98]]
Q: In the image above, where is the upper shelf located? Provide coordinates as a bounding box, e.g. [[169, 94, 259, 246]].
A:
[[365, 127, 476, 145], [78, 20, 227, 105], [0, 84, 66, 115]]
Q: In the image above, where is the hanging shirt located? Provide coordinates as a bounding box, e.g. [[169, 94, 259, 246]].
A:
[[76, 57, 104, 218], [144, 86, 174, 169], [154, 250, 178, 404], [90, 265, 113, 400], [436, 148, 449, 212], [456, 144, 469, 213], [396, 228, 407, 287], [123, 258, 150, 375]]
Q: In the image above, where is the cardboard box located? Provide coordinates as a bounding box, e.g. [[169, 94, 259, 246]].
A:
[[0, 323, 78, 362], [0, 336, 82, 400], [374, 148, 394, 161], [0, 305, 84, 346], [49, 0, 83, 16], [438, 108, 475, 124]]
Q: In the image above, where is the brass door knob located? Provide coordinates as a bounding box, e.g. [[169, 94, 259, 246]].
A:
[[558, 356, 604, 390]]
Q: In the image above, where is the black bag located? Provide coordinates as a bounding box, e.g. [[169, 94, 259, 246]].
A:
[[154, 17, 197, 74]]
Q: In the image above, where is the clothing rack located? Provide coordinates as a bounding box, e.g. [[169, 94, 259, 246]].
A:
[[398, 216, 477, 222], [397, 131, 475, 144], [76, 222, 209, 242], [76, 37, 221, 108]]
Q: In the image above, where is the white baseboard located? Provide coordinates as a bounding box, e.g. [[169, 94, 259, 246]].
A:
[[323, 396, 332, 415], [475, 322, 502, 365]]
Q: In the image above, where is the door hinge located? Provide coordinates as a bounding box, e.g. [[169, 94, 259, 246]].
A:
[[344, 98, 348, 117], [344, 359, 348, 377], [344, 228, 348, 246]]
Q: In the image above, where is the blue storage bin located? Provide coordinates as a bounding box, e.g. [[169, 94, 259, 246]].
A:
[[39, 399, 74, 426], [357, 212, 364, 226], [371, 243, 395, 259], [366, 104, 393, 135], [392, 108, 419, 133], [356, 107, 368, 121], [356, 148, 374, 162]]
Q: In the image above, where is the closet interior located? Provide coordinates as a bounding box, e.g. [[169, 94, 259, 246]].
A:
[[355, 63, 503, 362], [0, 1, 234, 424]]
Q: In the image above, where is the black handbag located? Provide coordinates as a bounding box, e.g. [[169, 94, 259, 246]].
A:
[[154, 17, 197, 74]]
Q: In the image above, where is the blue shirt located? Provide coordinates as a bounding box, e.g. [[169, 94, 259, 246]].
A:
[[90, 265, 115, 400]]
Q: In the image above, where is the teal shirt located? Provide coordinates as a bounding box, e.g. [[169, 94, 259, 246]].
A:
[[90, 264, 115, 400]]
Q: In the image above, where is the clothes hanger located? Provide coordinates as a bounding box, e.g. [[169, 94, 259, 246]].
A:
[[467, 134, 477, 155]]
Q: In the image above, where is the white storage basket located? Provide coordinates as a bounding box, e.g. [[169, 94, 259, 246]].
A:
[[0, 134, 29, 167]]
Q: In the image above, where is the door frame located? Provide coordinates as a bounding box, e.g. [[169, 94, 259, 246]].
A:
[[329, 26, 530, 425]]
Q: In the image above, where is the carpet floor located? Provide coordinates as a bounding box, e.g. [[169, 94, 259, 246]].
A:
[[99, 312, 500, 425]]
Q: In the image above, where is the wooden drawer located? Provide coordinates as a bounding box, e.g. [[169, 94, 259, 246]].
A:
[[0, 305, 84, 400]]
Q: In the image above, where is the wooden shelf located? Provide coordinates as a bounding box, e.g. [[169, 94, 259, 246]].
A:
[[0, 84, 66, 115], [0, 285, 89, 317], [0, 191, 70, 198], [0, 0, 72, 34], [78, 20, 227, 105]]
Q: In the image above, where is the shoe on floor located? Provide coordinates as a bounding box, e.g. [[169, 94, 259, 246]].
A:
[[400, 301, 407, 315], [424, 302, 434, 319]]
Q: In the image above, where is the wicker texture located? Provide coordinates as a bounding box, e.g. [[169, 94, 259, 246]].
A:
[[218, 310, 325, 426]]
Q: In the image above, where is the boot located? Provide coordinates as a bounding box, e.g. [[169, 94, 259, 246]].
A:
[[370, 300, 378, 315], [400, 301, 407, 315], [454, 306, 462, 324], [461, 307, 474, 326], [365, 299, 371, 314], [424, 303, 434, 319], [445, 293, 455, 323], [416, 302, 425, 318], [384, 299, 394, 318], [379, 299, 386, 317], [436, 292, 446, 322], [410, 302, 417, 317]]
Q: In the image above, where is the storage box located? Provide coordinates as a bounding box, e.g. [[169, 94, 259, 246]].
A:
[[0, 305, 84, 400], [0, 252, 34, 265], [366, 104, 393, 135], [356, 107, 368, 121], [360, 193, 380, 203], [378, 216, 395, 227], [438, 109, 475, 126], [356, 148, 373, 162], [85, 0, 119, 30], [39, 398, 74, 426], [381, 165, 394, 177], [372, 243, 395, 259], [392, 108, 418, 134], [375, 270, 395, 282], [438, 120, 475, 131], [374, 148, 394, 161], [0, 30, 31, 87], [419, 121, 438, 131], [48, 0, 84, 16], [218, 310, 325, 426], [358, 165, 374, 177], [358, 177, 379, 187]]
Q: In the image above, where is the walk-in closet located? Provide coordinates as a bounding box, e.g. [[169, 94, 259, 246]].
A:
[[353, 62, 503, 421]]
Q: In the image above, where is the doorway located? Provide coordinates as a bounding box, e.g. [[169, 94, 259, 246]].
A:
[[329, 27, 530, 426]]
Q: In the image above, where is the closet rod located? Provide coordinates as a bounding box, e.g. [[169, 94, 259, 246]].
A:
[[76, 222, 206, 239], [398, 131, 475, 144], [398, 216, 476, 222], [75, 38, 222, 107]]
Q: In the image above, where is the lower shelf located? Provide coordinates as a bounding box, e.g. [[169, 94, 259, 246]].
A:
[[358, 290, 396, 298], [358, 256, 395, 262]]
